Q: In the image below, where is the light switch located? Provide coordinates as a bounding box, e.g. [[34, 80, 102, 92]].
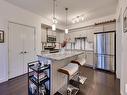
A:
[[125, 84, 127, 93]]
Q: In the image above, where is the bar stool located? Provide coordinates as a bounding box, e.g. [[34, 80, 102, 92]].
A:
[[71, 57, 86, 66], [71, 53, 87, 84], [58, 63, 79, 95]]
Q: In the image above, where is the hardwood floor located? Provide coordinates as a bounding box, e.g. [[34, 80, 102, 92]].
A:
[[0, 67, 120, 95], [78, 67, 120, 95], [0, 74, 28, 95]]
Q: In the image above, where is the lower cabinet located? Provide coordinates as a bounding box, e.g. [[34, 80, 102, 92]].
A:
[[85, 51, 94, 67]]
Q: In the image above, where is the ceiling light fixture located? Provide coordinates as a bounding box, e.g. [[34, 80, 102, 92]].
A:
[[81, 17, 85, 21], [52, 18, 58, 24], [72, 20, 75, 24], [52, 0, 57, 31], [72, 14, 87, 24], [65, 8, 69, 34]]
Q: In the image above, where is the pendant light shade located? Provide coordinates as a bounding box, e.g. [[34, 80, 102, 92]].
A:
[[52, 0, 57, 31], [65, 29, 68, 34], [52, 23, 56, 31], [65, 8, 69, 34]]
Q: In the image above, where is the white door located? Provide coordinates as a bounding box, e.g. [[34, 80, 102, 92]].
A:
[[23, 26, 36, 73], [9, 23, 24, 79], [9, 22, 36, 79]]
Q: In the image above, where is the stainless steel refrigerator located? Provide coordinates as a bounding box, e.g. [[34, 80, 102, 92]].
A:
[[94, 31, 115, 72]]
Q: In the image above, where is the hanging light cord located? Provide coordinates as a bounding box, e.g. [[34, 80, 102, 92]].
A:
[[65, 8, 68, 28], [53, 0, 56, 23]]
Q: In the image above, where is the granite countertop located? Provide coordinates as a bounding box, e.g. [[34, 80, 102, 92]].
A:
[[38, 50, 84, 61]]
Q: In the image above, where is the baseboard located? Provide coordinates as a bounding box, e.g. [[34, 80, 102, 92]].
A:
[[84, 64, 93, 68], [0, 78, 8, 83]]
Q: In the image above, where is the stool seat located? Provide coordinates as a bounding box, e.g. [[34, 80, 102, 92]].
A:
[[58, 63, 78, 76], [71, 58, 86, 66]]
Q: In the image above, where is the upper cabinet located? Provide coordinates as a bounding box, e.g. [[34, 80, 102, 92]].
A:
[[94, 25, 104, 33], [94, 22, 116, 33], [41, 28, 47, 42], [56, 32, 65, 43], [103, 23, 116, 31], [59, 33, 65, 43], [41, 27, 65, 43], [41, 22, 116, 44], [67, 22, 116, 43]]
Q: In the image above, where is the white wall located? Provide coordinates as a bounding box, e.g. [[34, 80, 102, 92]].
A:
[[0, 18, 8, 83], [0, 0, 54, 83], [116, 0, 127, 95], [116, 5, 122, 79]]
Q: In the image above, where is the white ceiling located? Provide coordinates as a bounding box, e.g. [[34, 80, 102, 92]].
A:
[[5, 0, 118, 26]]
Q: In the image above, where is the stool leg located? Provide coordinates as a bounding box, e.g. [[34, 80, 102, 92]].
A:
[[78, 65, 80, 88], [67, 75, 71, 95], [78, 65, 87, 85]]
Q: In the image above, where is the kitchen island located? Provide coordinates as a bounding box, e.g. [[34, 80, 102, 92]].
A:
[[38, 50, 84, 95]]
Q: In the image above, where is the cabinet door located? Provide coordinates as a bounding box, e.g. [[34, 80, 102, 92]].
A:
[[41, 28, 47, 42], [9, 23, 24, 79], [23, 26, 36, 73], [86, 52, 94, 67], [60, 33, 65, 43], [94, 25, 103, 33], [104, 23, 116, 31]]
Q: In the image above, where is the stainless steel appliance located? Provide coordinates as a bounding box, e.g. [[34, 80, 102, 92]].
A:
[[94, 31, 116, 72]]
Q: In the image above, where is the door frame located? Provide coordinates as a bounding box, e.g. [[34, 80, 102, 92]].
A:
[[8, 21, 36, 79]]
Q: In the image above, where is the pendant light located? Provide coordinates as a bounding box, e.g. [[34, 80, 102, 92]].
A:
[[52, 23, 56, 31], [52, 0, 57, 31], [65, 8, 69, 34]]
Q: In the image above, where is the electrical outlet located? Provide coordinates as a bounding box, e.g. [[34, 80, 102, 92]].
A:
[[125, 84, 127, 94]]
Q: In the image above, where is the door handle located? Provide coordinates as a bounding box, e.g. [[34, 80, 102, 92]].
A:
[[24, 51, 29, 54], [19, 51, 24, 54]]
